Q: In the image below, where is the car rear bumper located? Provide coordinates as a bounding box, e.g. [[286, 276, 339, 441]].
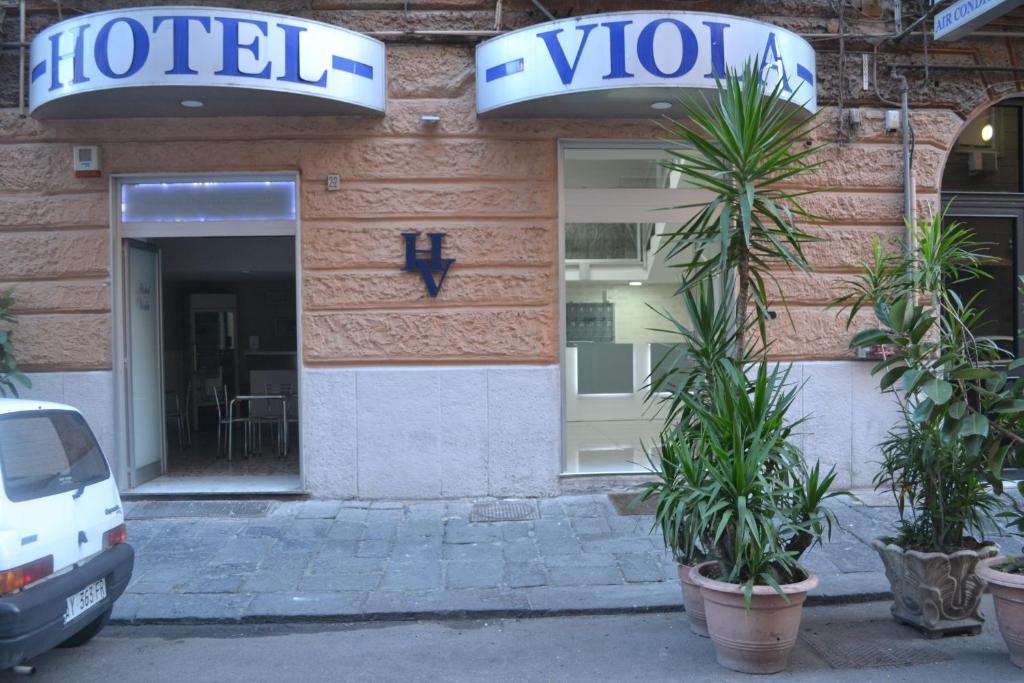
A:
[[0, 543, 134, 669]]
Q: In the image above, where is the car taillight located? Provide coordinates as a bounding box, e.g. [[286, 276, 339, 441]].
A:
[[0, 556, 54, 594], [103, 523, 127, 549]]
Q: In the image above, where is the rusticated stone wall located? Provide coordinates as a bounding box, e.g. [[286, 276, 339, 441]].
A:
[[1, 0, 1023, 371]]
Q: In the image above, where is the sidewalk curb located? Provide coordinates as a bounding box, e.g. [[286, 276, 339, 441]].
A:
[[108, 590, 894, 626]]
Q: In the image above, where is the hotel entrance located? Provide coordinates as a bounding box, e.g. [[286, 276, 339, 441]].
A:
[[113, 175, 303, 495]]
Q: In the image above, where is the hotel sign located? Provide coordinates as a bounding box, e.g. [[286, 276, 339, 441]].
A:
[[934, 0, 1023, 41], [29, 7, 386, 119], [476, 11, 816, 117]]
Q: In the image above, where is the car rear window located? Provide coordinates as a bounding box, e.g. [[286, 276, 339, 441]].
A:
[[0, 410, 110, 502]]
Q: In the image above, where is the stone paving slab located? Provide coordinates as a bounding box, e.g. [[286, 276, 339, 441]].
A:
[[111, 492, 1000, 624]]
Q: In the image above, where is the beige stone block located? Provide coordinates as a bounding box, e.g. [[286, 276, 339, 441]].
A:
[[0, 144, 104, 193], [764, 271, 853, 306], [0, 230, 109, 279], [300, 138, 555, 181], [2, 279, 109, 313], [798, 143, 947, 192], [303, 307, 556, 363], [302, 181, 556, 218], [798, 191, 906, 225], [811, 107, 965, 149], [766, 306, 875, 360], [388, 44, 474, 99], [11, 313, 111, 371], [103, 140, 301, 174], [303, 267, 554, 309], [302, 221, 555, 268], [0, 193, 107, 228], [800, 224, 904, 270]]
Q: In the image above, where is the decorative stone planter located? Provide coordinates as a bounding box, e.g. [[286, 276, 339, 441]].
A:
[[871, 538, 998, 637], [676, 563, 709, 637], [691, 561, 818, 674], [976, 556, 1024, 668]]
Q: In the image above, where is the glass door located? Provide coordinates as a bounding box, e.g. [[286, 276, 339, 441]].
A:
[[123, 240, 165, 487]]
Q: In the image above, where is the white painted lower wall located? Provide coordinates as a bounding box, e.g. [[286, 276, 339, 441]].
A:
[[12, 362, 894, 500], [17, 371, 117, 468], [788, 360, 900, 490], [301, 365, 562, 499]]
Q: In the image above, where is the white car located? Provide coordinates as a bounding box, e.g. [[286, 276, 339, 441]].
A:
[[0, 398, 134, 669]]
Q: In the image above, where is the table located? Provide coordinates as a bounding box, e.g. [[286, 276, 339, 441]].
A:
[[227, 394, 288, 461]]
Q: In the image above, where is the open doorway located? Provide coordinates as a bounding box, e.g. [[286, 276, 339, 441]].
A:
[[114, 175, 302, 495], [154, 236, 299, 492]]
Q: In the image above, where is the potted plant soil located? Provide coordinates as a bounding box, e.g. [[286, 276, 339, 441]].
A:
[[835, 210, 1024, 637], [976, 483, 1024, 667], [640, 64, 840, 674]]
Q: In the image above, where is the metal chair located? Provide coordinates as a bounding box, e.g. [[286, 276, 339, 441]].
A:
[[213, 385, 250, 458], [165, 390, 186, 448]]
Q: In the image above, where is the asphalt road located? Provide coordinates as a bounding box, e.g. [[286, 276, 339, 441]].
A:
[[2, 599, 1020, 682]]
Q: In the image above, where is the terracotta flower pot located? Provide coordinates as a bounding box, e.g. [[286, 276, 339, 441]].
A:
[[976, 556, 1024, 669], [872, 538, 998, 637], [691, 561, 818, 674], [676, 563, 709, 637]]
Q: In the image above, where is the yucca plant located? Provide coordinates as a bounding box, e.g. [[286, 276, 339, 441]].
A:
[[676, 358, 839, 603], [658, 61, 822, 357], [0, 288, 30, 398], [642, 62, 839, 597]]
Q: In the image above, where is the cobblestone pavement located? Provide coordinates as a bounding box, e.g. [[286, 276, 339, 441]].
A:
[[112, 494, 1023, 623]]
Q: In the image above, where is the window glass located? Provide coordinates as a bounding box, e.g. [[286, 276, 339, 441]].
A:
[[0, 411, 110, 502], [948, 215, 1017, 355], [942, 106, 1020, 193], [121, 180, 297, 223], [564, 148, 685, 189]]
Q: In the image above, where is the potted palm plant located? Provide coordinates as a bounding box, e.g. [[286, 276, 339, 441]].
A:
[[835, 209, 1024, 637], [977, 483, 1024, 667], [641, 63, 842, 674], [0, 288, 31, 397]]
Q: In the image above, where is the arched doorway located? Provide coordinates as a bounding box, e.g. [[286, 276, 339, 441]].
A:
[[941, 99, 1024, 358]]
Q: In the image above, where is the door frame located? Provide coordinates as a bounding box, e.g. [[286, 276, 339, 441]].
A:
[[121, 238, 166, 487], [110, 171, 304, 492], [943, 193, 1024, 359]]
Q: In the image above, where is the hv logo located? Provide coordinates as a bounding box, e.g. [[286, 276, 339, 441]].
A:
[[402, 232, 455, 298]]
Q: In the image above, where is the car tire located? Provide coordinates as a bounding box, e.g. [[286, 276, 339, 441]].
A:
[[56, 607, 112, 648]]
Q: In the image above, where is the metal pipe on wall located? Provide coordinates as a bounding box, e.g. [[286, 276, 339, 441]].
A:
[[18, 0, 25, 116]]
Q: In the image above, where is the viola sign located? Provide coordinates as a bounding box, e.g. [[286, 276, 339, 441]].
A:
[[29, 7, 385, 119], [476, 11, 816, 117]]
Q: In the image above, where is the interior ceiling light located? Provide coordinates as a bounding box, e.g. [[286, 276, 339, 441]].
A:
[[180, 99, 204, 108], [628, 281, 643, 286], [650, 101, 673, 110], [981, 123, 994, 143]]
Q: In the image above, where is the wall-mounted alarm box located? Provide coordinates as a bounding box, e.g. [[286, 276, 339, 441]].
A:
[[73, 145, 101, 178]]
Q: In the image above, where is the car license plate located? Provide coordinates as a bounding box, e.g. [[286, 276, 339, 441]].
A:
[[64, 579, 106, 624]]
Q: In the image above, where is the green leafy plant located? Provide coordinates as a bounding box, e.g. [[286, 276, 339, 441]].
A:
[[0, 288, 31, 398], [640, 63, 840, 601], [658, 61, 823, 356], [674, 358, 840, 603], [834, 207, 1024, 551]]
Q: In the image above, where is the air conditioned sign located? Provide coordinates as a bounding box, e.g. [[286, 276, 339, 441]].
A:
[[476, 11, 816, 117], [29, 7, 386, 119], [933, 0, 1023, 41]]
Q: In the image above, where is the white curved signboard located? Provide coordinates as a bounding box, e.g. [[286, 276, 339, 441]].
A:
[[476, 11, 816, 117], [29, 7, 386, 119]]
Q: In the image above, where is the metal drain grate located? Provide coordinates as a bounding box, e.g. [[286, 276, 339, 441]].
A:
[[127, 500, 273, 520], [470, 500, 538, 523], [802, 631, 953, 669]]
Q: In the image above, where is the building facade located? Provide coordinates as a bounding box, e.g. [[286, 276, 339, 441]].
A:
[[0, 0, 1020, 499]]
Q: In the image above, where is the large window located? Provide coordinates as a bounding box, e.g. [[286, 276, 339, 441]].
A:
[[561, 144, 707, 475], [942, 100, 1024, 358]]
